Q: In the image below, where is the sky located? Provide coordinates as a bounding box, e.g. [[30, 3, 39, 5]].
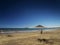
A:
[[0, 0, 60, 28]]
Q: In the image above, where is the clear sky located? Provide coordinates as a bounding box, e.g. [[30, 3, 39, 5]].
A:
[[0, 0, 60, 28]]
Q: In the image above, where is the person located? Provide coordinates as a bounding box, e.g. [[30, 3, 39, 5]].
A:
[[41, 29, 43, 34]]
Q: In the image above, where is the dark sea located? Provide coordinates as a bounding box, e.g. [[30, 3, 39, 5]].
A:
[[0, 27, 60, 33]]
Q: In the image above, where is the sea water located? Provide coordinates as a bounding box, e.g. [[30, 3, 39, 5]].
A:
[[0, 27, 59, 33]]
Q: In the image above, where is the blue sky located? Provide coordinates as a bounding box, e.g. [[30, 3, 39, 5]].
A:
[[0, 0, 60, 28]]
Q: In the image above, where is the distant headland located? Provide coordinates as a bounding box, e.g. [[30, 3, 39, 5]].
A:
[[35, 25, 44, 28]]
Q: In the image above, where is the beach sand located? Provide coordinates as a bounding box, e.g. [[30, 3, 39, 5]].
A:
[[0, 29, 60, 45]]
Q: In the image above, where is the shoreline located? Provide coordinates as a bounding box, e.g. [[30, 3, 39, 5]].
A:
[[0, 28, 57, 34]]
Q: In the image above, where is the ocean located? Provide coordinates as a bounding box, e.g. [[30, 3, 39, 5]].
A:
[[0, 27, 60, 33]]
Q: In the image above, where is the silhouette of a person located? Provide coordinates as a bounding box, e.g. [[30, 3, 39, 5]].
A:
[[41, 29, 43, 34]]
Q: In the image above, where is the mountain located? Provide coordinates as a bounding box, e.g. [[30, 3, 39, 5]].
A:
[[35, 25, 44, 28]]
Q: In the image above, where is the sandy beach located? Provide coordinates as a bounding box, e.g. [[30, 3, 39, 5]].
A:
[[0, 29, 60, 45]]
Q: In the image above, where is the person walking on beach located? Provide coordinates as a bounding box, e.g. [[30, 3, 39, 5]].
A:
[[41, 29, 43, 34]]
